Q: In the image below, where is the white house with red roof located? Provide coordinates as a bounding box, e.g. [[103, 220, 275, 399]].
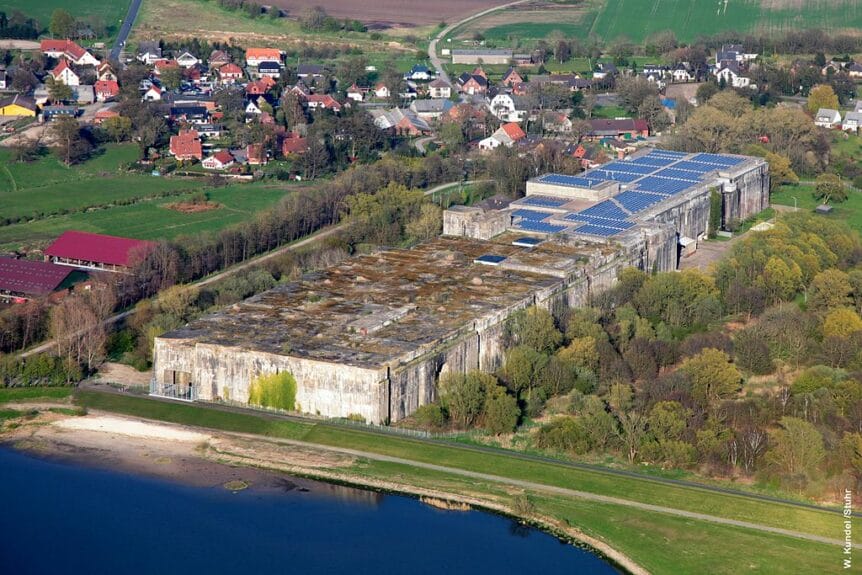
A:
[[202, 150, 235, 170], [51, 60, 79, 87], [142, 85, 162, 101], [305, 94, 342, 113], [217, 63, 244, 84], [478, 122, 526, 150], [245, 48, 282, 67], [40, 40, 99, 66], [94, 80, 120, 102]]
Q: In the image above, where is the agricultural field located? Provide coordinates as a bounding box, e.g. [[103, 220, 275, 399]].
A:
[[455, 0, 862, 46], [269, 0, 502, 28], [0, 183, 293, 252], [1, 0, 129, 39]]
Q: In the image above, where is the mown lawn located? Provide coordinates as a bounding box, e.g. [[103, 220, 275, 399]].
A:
[[0, 183, 292, 251], [772, 184, 862, 234], [75, 390, 840, 540]]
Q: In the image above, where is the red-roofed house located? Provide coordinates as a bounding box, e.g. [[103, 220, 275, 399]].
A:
[[97, 62, 117, 82], [94, 109, 120, 125], [44, 231, 155, 273], [479, 122, 526, 150], [247, 144, 267, 165], [218, 63, 244, 84], [305, 94, 342, 113], [153, 59, 180, 76], [202, 150, 235, 170], [40, 39, 99, 66], [245, 48, 282, 67], [281, 132, 308, 156], [0, 257, 74, 302], [169, 129, 203, 161], [143, 85, 162, 101], [585, 118, 649, 140], [245, 79, 273, 96], [51, 59, 79, 87], [94, 80, 120, 102]]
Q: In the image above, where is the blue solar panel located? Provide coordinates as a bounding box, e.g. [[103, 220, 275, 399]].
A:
[[636, 176, 693, 196], [585, 170, 640, 183], [647, 149, 687, 158], [690, 153, 744, 166], [579, 200, 630, 221], [615, 190, 665, 213], [574, 224, 628, 237], [600, 162, 656, 175], [512, 209, 552, 221], [515, 220, 566, 234], [512, 237, 542, 247], [671, 161, 716, 174], [629, 156, 676, 168], [537, 174, 603, 188], [653, 168, 703, 182], [521, 195, 568, 208]]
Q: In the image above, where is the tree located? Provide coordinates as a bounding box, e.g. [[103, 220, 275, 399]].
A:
[[484, 392, 520, 434], [808, 269, 852, 311], [439, 371, 492, 428], [822, 307, 862, 339], [766, 416, 825, 486], [439, 122, 465, 151], [637, 94, 671, 132], [733, 329, 773, 375], [46, 76, 72, 103], [102, 115, 133, 143], [507, 306, 561, 354], [160, 67, 183, 91], [405, 203, 441, 242], [501, 345, 548, 402], [49, 9, 76, 39], [616, 76, 659, 114], [679, 348, 742, 407], [51, 116, 90, 165], [806, 84, 839, 114], [615, 410, 647, 463], [763, 152, 798, 192], [759, 256, 802, 303], [813, 172, 846, 204], [10, 137, 42, 162]]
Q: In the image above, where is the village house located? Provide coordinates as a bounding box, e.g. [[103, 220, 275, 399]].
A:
[[842, 111, 862, 133], [40, 39, 99, 66], [209, 50, 232, 68], [404, 65, 433, 81], [256, 61, 282, 79], [202, 150, 235, 170], [814, 108, 842, 128], [305, 94, 342, 113], [45, 231, 154, 273], [41, 105, 78, 122], [488, 92, 528, 123], [714, 63, 753, 88], [373, 82, 390, 99], [586, 118, 649, 140], [175, 51, 200, 68], [153, 59, 180, 77], [137, 41, 163, 65], [478, 122, 526, 150], [428, 78, 452, 99], [346, 83, 367, 102], [847, 62, 862, 79], [0, 94, 38, 117], [542, 111, 573, 134], [169, 129, 203, 161], [247, 143, 267, 166], [409, 99, 454, 120], [97, 62, 117, 82], [218, 63, 244, 84], [94, 80, 120, 102], [457, 72, 488, 96], [501, 67, 524, 87], [281, 132, 308, 156], [671, 63, 696, 83], [370, 108, 430, 136], [245, 48, 282, 67], [51, 60, 80, 87], [93, 108, 120, 125], [142, 85, 163, 102], [592, 62, 618, 80], [297, 64, 324, 80]]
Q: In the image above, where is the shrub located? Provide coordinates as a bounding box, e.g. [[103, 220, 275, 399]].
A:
[[414, 403, 445, 429], [247, 372, 297, 411]]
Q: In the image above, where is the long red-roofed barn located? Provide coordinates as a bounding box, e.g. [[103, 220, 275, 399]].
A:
[[44, 231, 155, 273], [0, 257, 74, 302]]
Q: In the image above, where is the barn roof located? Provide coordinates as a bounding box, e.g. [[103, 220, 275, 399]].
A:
[[44, 231, 154, 267], [0, 257, 73, 296]]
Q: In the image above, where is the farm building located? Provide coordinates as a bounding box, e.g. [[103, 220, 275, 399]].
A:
[[44, 231, 155, 273], [152, 149, 769, 424], [0, 94, 37, 117], [451, 49, 513, 65], [0, 257, 75, 302]]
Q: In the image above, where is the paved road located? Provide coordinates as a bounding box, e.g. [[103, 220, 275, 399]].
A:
[[427, 0, 532, 86], [110, 0, 143, 61]]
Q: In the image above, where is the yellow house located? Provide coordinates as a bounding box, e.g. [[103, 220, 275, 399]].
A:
[[0, 94, 37, 117]]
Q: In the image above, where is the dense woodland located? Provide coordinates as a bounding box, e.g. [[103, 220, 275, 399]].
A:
[[413, 213, 862, 499]]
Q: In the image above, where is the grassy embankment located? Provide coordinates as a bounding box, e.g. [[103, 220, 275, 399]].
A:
[[73, 390, 842, 574], [2, 0, 129, 41]]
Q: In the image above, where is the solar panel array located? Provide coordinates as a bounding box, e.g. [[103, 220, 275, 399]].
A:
[[516, 149, 751, 239], [614, 190, 665, 213], [512, 209, 554, 221], [521, 195, 568, 208], [475, 254, 507, 264], [515, 220, 567, 234]]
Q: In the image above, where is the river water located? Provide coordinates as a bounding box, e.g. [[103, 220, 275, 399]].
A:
[[0, 447, 620, 574]]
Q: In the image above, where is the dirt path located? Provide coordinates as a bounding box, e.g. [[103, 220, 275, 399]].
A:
[[0, 40, 39, 50]]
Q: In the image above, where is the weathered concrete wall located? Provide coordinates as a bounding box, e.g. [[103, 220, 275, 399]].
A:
[[727, 162, 770, 225], [443, 207, 511, 240]]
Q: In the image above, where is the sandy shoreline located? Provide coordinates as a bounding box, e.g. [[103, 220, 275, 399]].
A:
[[3, 410, 644, 575]]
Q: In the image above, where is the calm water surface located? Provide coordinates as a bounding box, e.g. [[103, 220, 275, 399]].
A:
[[0, 447, 620, 575]]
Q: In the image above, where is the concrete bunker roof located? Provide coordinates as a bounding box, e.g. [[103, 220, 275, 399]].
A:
[[162, 237, 596, 369]]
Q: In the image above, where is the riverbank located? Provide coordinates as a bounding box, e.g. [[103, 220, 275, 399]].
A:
[[2, 410, 641, 575]]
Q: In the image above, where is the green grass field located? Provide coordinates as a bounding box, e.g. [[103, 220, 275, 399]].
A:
[[73, 390, 842, 573], [0, 183, 292, 251], [772, 183, 862, 233], [0, 387, 73, 403], [1, 0, 129, 39]]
